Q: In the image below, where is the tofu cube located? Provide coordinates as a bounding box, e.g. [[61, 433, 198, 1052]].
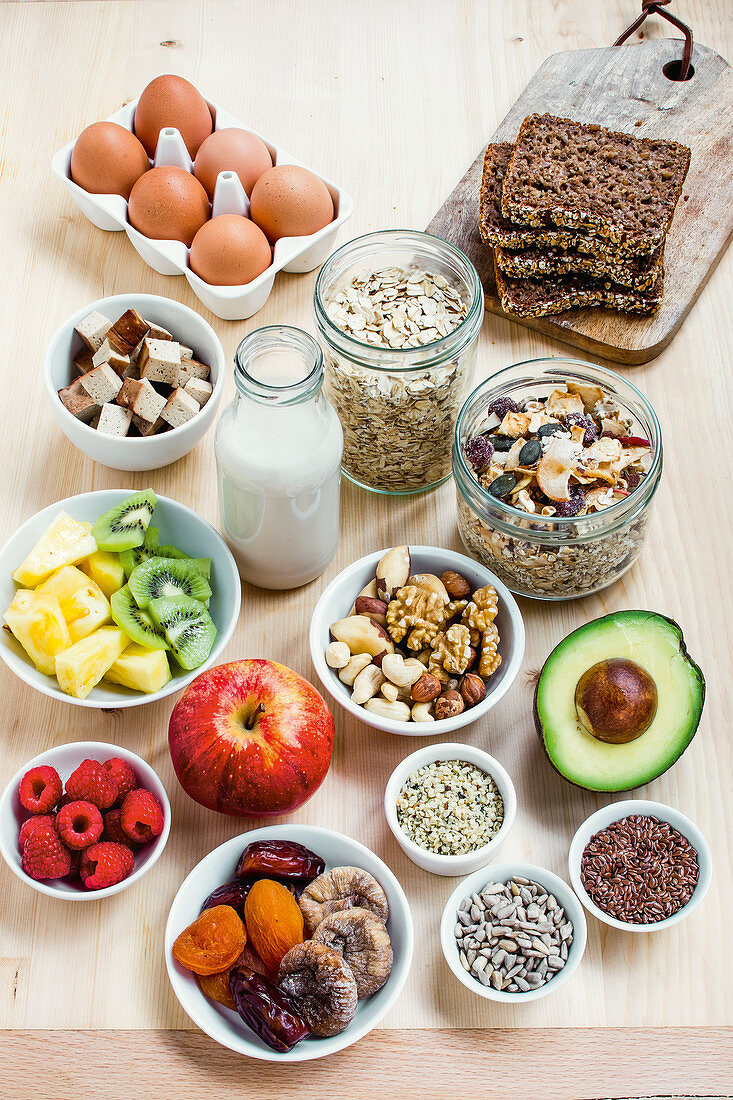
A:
[[106, 309, 150, 355], [175, 358, 210, 387], [72, 347, 95, 376], [144, 320, 173, 342], [80, 362, 123, 405], [97, 404, 133, 437], [179, 344, 194, 361], [74, 311, 112, 352], [58, 377, 99, 423], [138, 338, 181, 385], [184, 378, 213, 407], [160, 387, 200, 428], [132, 413, 166, 437], [92, 338, 130, 375]]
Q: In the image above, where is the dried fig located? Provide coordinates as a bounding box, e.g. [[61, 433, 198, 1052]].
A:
[[312, 907, 393, 998], [278, 941, 357, 1037], [298, 866, 390, 937]]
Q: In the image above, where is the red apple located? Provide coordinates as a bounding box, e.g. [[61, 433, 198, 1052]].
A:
[[168, 660, 334, 816]]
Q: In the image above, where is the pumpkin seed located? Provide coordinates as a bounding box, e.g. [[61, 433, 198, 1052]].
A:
[[518, 438, 542, 465]]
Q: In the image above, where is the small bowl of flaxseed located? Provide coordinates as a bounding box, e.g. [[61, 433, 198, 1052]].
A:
[[384, 744, 517, 876], [568, 799, 712, 932]]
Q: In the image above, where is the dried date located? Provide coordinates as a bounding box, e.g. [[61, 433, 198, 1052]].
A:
[[200, 880, 252, 918], [229, 967, 310, 1053], [236, 840, 325, 883]]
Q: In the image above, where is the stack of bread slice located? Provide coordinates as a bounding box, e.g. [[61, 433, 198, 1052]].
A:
[[480, 113, 691, 318]]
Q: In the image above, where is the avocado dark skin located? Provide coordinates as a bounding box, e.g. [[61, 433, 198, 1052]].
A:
[[574, 658, 658, 745]]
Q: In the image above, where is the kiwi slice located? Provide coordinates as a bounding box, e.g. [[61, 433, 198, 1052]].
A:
[[156, 546, 211, 580], [120, 526, 160, 578], [92, 490, 157, 552], [110, 585, 169, 651], [128, 556, 212, 609], [148, 595, 216, 670], [156, 545, 189, 560]]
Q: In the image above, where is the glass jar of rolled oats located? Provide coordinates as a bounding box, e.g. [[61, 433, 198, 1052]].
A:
[[313, 230, 484, 494], [453, 359, 662, 600]]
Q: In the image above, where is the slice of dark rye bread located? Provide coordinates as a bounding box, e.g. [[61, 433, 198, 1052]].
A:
[[494, 257, 664, 318], [480, 144, 656, 262], [495, 244, 662, 292], [500, 114, 691, 254]]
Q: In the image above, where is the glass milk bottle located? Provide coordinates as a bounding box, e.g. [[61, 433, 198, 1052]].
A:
[[215, 326, 343, 589]]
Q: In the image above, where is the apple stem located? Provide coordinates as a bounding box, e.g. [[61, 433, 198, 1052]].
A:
[[245, 702, 266, 730]]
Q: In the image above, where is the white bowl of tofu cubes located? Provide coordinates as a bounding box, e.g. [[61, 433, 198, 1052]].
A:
[[0, 488, 240, 707], [43, 293, 226, 471]]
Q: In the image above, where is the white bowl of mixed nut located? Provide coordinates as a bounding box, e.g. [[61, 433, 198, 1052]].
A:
[[440, 862, 587, 1002], [384, 744, 517, 876], [567, 799, 712, 933], [309, 545, 525, 736]]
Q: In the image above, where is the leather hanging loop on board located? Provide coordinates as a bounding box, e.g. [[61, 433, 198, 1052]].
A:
[[614, 1, 694, 80]]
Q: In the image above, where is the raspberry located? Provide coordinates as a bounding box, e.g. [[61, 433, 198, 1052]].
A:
[[80, 842, 134, 890], [488, 396, 520, 420], [21, 825, 71, 880], [554, 485, 586, 517], [65, 760, 117, 810], [463, 435, 494, 474], [18, 814, 56, 851], [18, 765, 62, 814], [120, 789, 164, 844], [564, 413, 599, 445], [102, 808, 138, 849], [103, 758, 138, 805], [56, 801, 103, 850], [67, 849, 82, 878]]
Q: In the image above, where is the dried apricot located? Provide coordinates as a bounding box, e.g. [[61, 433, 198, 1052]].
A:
[[172, 904, 246, 976], [244, 878, 304, 973], [197, 943, 269, 1011]]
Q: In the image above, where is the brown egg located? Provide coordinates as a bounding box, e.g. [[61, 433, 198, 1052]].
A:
[[70, 122, 150, 199], [249, 165, 334, 243], [128, 167, 210, 246], [134, 74, 213, 158], [190, 215, 272, 285], [194, 128, 272, 199]]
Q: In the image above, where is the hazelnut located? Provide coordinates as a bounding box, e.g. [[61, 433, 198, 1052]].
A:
[[411, 671, 442, 703], [433, 689, 465, 721], [441, 570, 472, 599], [460, 673, 486, 709]]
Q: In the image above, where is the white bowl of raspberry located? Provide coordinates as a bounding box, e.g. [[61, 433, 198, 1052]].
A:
[[0, 740, 171, 900]]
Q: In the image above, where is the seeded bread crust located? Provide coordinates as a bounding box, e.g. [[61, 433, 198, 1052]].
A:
[[480, 144, 653, 262], [500, 114, 691, 254], [494, 257, 664, 318], [495, 244, 662, 292]]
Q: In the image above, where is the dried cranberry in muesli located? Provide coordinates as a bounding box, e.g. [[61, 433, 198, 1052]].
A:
[[462, 381, 651, 517]]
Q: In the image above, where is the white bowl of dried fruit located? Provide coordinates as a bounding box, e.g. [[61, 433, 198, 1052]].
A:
[[44, 293, 226, 471], [309, 545, 525, 736]]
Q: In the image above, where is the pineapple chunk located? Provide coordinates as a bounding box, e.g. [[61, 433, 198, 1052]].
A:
[[13, 513, 98, 587], [55, 626, 128, 700], [105, 643, 171, 694], [4, 590, 71, 676], [80, 550, 125, 599], [37, 566, 111, 643]]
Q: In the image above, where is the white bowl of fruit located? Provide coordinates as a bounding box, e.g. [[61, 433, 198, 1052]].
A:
[[0, 489, 240, 707]]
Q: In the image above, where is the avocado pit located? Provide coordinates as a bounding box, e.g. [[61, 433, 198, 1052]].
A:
[[575, 658, 658, 745]]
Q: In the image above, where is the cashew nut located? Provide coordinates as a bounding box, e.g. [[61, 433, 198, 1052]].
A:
[[352, 664, 386, 705], [380, 682, 399, 703], [325, 641, 351, 669], [338, 652, 372, 686], [411, 702, 435, 723], [381, 652, 424, 688], [363, 698, 411, 722]]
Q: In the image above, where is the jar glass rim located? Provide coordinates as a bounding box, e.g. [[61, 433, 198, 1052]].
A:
[[234, 325, 324, 406], [313, 229, 484, 369], [454, 356, 663, 529]]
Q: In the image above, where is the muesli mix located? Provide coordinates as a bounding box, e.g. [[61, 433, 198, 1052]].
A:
[[322, 267, 472, 492]]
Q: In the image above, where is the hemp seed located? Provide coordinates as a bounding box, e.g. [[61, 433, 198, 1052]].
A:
[[395, 759, 504, 855]]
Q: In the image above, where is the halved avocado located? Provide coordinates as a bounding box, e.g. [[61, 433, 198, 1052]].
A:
[[534, 611, 705, 792]]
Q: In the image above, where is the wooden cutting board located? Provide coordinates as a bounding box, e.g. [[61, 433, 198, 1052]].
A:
[[427, 39, 733, 364]]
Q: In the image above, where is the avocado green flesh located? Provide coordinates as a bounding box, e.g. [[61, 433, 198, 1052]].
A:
[[536, 612, 704, 792]]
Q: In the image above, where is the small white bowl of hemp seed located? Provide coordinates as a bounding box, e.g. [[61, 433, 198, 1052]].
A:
[[384, 743, 517, 876]]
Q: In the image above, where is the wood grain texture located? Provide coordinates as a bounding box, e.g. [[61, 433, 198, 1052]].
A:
[[0, 1028, 730, 1099], [427, 39, 733, 364], [0, 0, 730, 1069]]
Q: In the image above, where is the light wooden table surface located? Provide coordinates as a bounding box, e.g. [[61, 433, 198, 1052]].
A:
[[0, 0, 731, 1095]]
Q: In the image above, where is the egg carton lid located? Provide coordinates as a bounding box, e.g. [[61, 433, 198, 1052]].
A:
[[51, 94, 355, 321]]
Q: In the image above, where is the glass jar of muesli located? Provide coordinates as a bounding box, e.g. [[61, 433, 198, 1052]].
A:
[[314, 230, 484, 494], [453, 359, 662, 600]]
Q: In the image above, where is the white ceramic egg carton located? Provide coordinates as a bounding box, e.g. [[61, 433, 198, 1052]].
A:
[[51, 96, 354, 320]]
